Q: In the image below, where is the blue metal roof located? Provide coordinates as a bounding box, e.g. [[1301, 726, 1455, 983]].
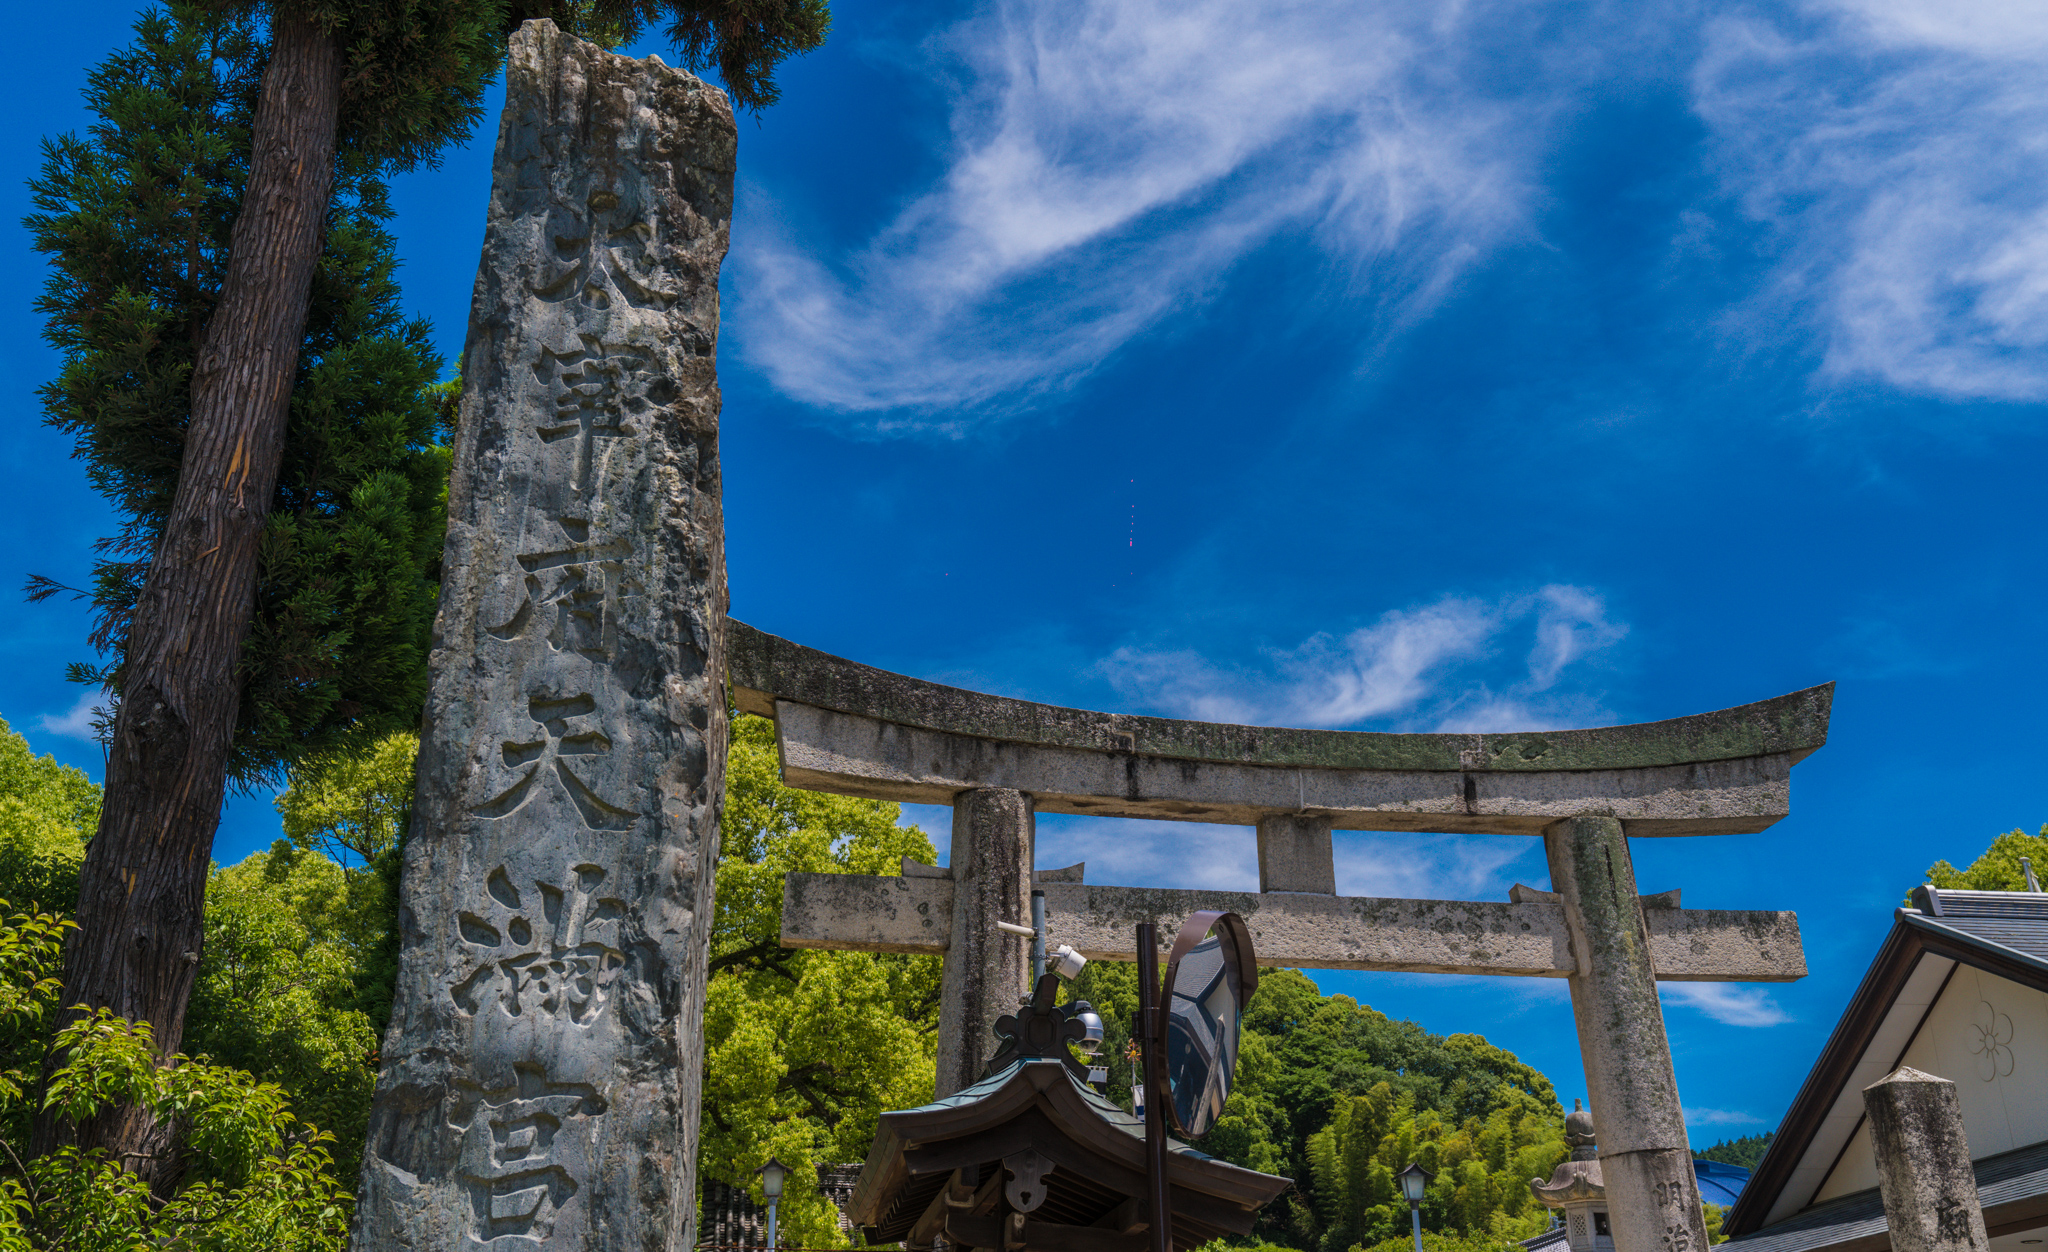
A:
[[1695, 1159, 1752, 1207]]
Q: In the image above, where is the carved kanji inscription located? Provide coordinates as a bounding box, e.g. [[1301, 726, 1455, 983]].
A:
[[486, 517, 642, 661], [449, 863, 627, 1025], [471, 694, 637, 831], [451, 1062, 608, 1247]]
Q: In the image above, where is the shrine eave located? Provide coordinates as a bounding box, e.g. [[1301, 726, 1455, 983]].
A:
[[849, 1059, 1290, 1250]]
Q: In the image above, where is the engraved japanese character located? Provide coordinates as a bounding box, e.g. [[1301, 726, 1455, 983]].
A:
[[486, 517, 641, 662], [528, 339, 674, 492], [471, 695, 637, 831], [450, 1062, 607, 1247], [449, 864, 627, 1025]]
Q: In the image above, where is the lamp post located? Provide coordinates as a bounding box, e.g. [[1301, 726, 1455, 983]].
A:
[[1398, 1162, 1434, 1252], [757, 1157, 789, 1251]]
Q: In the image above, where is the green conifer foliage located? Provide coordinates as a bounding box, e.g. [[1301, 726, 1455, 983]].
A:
[[1695, 1131, 1773, 1170], [26, 4, 452, 785]]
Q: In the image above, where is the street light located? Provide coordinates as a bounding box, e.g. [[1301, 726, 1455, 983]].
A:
[[757, 1157, 789, 1250], [1397, 1162, 1434, 1252]]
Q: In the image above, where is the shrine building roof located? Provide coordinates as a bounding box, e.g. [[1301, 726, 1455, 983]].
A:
[[847, 1058, 1290, 1252], [1726, 887, 2048, 1249]]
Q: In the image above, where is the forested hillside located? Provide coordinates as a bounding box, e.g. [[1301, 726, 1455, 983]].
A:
[[1068, 959, 1569, 1252], [1697, 1133, 1773, 1170]]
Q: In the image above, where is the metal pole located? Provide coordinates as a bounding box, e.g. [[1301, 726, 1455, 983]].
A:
[[1032, 889, 1047, 982], [767, 1199, 779, 1251], [1409, 1202, 1423, 1252], [1138, 921, 1169, 1252]]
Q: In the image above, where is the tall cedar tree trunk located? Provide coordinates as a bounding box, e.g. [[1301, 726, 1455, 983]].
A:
[[38, 10, 342, 1168]]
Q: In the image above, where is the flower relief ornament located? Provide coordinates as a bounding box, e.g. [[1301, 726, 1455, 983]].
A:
[[1972, 999, 2016, 1081]]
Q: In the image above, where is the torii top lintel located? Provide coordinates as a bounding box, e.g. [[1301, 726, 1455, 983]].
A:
[[728, 620, 1833, 837]]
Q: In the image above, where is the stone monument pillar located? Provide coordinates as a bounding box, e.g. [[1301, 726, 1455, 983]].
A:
[[351, 21, 736, 1251], [935, 788, 1035, 1096], [1864, 1067, 1989, 1252], [1545, 816, 1710, 1252]]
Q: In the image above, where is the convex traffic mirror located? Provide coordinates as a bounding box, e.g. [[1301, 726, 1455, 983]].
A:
[[1155, 910, 1258, 1138]]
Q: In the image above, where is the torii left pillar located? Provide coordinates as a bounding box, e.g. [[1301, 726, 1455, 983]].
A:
[[1547, 816, 1710, 1252], [935, 788, 1035, 1096]]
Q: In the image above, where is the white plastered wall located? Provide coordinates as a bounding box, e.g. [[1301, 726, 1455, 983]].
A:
[[1815, 963, 2048, 1201]]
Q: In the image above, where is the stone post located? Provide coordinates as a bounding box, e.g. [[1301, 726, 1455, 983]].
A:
[[1864, 1067, 1989, 1252], [1256, 815, 1337, 893], [1545, 816, 1708, 1252], [936, 788, 1035, 1096], [351, 22, 735, 1252]]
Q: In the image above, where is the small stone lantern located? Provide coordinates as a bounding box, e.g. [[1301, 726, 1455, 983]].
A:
[[1530, 1100, 1611, 1252]]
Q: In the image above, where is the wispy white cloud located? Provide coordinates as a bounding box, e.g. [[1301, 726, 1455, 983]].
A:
[[1334, 831, 1546, 902], [1661, 982, 1792, 1028], [1694, 1, 2048, 403], [1033, 815, 1546, 904], [1094, 585, 1626, 732], [1684, 1105, 1769, 1127], [1035, 817, 1258, 892], [35, 693, 102, 744], [732, 0, 1536, 424]]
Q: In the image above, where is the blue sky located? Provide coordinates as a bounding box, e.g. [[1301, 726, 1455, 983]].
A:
[[6, 0, 2048, 1146]]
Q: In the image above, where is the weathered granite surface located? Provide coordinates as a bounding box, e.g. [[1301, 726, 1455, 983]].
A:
[[730, 620, 1832, 775], [779, 872, 1807, 981], [1546, 816, 1710, 1252], [1256, 815, 1337, 892], [934, 789, 1034, 1096], [771, 698, 1803, 836], [1865, 1067, 1989, 1252], [351, 22, 734, 1251]]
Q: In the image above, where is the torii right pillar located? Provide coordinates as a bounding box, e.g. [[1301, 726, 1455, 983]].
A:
[[1548, 815, 1709, 1252]]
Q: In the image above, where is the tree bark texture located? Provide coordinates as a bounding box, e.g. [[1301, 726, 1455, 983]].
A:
[[40, 10, 342, 1165]]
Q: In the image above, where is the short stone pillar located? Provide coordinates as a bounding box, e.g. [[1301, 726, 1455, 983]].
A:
[[1545, 816, 1708, 1252], [1864, 1067, 1988, 1252], [1531, 1100, 1613, 1252], [1255, 815, 1337, 893], [935, 788, 1035, 1096]]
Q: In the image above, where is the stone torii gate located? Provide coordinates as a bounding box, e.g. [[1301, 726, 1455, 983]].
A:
[[729, 622, 1832, 1252]]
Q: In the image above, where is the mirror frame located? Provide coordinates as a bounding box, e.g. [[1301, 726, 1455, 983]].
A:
[[1152, 909, 1259, 1138]]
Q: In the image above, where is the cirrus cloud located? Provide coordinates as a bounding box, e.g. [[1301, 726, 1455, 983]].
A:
[[1694, 0, 2048, 403], [731, 0, 1539, 425], [1093, 585, 1627, 732]]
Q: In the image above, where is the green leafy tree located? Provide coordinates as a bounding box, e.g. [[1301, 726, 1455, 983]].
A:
[[702, 715, 942, 1248], [0, 904, 351, 1248], [0, 906, 72, 1155], [272, 729, 417, 1038], [1357, 1231, 1532, 1252], [1923, 825, 2048, 893], [276, 731, 416, 866], [1703, 1202, 1731, 1244], [182, 845, 384, 1187], [0, 721, 99, 915], [0, 716, 402, 1195]]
